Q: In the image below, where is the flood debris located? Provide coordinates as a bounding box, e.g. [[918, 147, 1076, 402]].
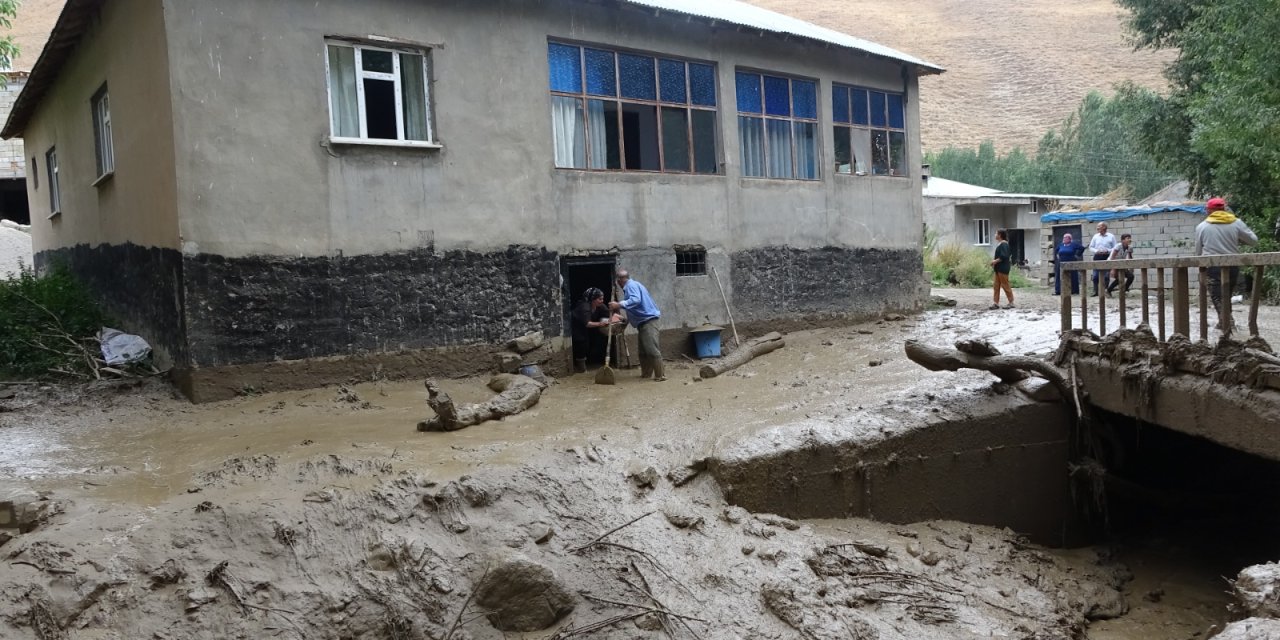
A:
[[699, 331, 785, 379], [904, 338, 1076, 413], [474, 556, 575, 632], [418, 374, 544, 432]]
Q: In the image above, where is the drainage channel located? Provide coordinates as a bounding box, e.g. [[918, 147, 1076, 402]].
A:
[[711, 397, 1280, 638]]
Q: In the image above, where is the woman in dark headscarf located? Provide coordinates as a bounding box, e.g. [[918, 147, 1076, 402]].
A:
[[570, 288, 611, 373]]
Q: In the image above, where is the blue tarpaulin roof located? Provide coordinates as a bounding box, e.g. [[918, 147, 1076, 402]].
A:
[[1041, 204, 1206, 225]]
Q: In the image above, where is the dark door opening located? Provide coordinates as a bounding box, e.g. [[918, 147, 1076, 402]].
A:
[[561, 255, 617, 365], [1007, 229, 1026, 265], [0, 178, 30, 225]]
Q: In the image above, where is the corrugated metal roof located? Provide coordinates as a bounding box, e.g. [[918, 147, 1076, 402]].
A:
[[621, 0, 944, 73]]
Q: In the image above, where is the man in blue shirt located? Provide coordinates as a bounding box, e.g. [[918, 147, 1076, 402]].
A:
[[609, 269, 665, 382]]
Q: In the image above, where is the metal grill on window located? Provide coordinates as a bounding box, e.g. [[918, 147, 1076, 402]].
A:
[[547, 42, 719, 174], [676, 249, 707, 276], [832, 84, 907, 178]]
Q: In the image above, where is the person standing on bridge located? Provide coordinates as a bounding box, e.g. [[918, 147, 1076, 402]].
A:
[[1107, 234, 1135, 295], [1087, 222, 1117, 297], [1195, 197, 1258, 314], [1054, 233, 1085, 296], [610, 269, 666, 382]]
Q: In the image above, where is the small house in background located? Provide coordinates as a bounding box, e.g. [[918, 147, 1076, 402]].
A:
[[923, 176, 1093, 277], [1039, 201, 1208, 287], [4, 0, 943, 401], [0, 0, 65, 225]]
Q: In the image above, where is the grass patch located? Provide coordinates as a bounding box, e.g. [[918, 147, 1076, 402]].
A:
[[0, 263, 110, 380], [926, 243, 1032, 289]]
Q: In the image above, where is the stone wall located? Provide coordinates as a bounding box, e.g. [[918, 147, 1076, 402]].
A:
[[181, 246, 562, 369], [1041, 211, 1207, 288], [731, 247, 926, 321]]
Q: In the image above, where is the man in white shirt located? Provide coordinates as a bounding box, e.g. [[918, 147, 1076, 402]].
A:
[[1087, 222, 1117, 296]]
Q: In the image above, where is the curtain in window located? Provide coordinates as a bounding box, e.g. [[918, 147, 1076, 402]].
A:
[[587, 99, 609, 170], [552, 96, 586, 168], [765, 119, 792, 179], [400, 53, 430, 141], [327, 45, 359, 137], [738, 116, 764, 177], [851, 128, 871, 175], [794, 122, 817, 180]]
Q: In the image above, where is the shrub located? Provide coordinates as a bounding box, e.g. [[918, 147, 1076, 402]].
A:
[[0, 263, 109, 379], [926, 244, 1034, 289]]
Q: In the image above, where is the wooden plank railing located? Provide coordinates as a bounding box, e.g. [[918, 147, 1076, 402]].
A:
[[1060, 252, 1280, 341]]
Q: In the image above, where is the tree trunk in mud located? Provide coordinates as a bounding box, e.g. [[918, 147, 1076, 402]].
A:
[[903, 339, 1076, 413], [418, 374, 544, 432], [699, 332, 785, 379]]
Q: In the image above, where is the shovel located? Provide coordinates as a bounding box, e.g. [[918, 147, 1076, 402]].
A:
[[595, 289, 618, 386]]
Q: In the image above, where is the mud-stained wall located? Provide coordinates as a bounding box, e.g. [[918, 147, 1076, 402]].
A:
[[731, 247, 925, 321], [34, 244, 186, 369], [182, 246, 561, 368], [712, 401, 1082, 546]]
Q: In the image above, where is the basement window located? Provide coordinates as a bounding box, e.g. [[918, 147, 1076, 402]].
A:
[[675, 247, 707, 276], [975, 219, 991, 246], [325, 40, 436, 147]]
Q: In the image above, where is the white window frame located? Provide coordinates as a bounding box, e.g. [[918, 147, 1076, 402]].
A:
[[324, 39, 438, 149], [975, 219, 991, 246], [46, 147, 60, 218], [92, 85, 115, 182]]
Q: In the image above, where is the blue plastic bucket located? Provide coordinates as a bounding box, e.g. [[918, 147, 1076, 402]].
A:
[[691, 328, 723, 359]]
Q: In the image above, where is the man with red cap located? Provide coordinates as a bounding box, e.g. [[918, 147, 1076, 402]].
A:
[[1195, 197, 1258, 316]]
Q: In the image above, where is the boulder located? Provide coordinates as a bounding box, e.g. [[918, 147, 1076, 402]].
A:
[[1214, 618, 1280, 640], [1236, 563, 1280, 618], [509, 332, 545, 354], [494, 352, 522, 374], [1016, 377, 1063, 403], [475, 557, 575, 632]]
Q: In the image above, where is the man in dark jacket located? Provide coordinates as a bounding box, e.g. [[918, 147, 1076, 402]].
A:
[[570, 288, 613, 373]]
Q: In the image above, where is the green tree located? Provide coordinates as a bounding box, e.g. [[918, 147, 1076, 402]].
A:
[[1116, 0, 1280, 240], [0, 1, 18, 75], [926, 89, 1173, 198]]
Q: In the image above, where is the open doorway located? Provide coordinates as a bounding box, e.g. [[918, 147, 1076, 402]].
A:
[[561, 255, 617, 365], [1007, 229, 1026, 264]]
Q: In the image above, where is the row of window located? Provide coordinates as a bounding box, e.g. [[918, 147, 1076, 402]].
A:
[[38, 84, 113, 217], [319, 39, 910, 181], [545, 41, 909, 180]]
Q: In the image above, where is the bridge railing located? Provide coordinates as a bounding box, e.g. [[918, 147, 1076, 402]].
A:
[[1060, 252, 1280, 341]]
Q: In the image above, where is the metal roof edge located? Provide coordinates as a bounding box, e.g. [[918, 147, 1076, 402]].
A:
[[2, 0, 103, 139]]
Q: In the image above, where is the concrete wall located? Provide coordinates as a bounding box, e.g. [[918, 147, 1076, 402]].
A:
[[22, 0, 185, 365], [0, 76, 27, 180]]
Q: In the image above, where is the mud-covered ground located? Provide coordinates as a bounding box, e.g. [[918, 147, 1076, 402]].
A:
[[1, 288, 1276, 639]]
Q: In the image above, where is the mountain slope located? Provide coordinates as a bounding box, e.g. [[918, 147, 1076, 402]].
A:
[[748, 0, 1173, 153]]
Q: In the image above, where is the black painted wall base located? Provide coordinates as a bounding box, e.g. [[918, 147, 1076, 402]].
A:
[[731, 246, 925, 321]]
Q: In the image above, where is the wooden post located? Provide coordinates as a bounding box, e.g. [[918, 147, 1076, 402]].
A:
[[1251, 266, 1264, 337], [1198, 267, 1209, 342], [1080, 269, 1089, 332], [1157, 268, 1166, 342], [1140, 268, 1149, 327], [1221, 268, 1234, 339], [1118, 270, 1127, 329], [1173, 267, 1190, 338], [1061, 282, 1073, 333], [1098, 276, 1107, 336]]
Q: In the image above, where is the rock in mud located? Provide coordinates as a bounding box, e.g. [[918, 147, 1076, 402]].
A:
[[509, 332, 545, 354], [494, 351, 522, 374], [475, 556, 575, 632], [667, 458, 707, 487], [1078, 581, 1129, 620], [663, 505, 705, 530], [148, 559, 186, 589], [524, 521, 555, 545], [626, 463, 660, 489], [1214, 618, 1280, 640], [755, 513, 801, 531], [1236, 562, 1280, 618], [723, 505, 749, 524], [884, 314, 908, 322], [1017, 377, 1062, 403]]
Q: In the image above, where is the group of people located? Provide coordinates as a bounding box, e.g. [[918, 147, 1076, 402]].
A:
[[569, 269, 666, 382], [1052, 223, 1135, 298], [1051, 197, 1258, 313]]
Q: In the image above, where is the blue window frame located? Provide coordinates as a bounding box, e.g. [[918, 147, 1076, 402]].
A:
[[547, 42, 719, 174], [735, 71, 819, 180], [831, 84, 907, 177]]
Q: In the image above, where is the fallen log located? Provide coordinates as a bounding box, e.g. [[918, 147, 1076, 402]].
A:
[[903, 339, 1076, 415], [417, 374, 544, 432], [699, 332, 784, 379]]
